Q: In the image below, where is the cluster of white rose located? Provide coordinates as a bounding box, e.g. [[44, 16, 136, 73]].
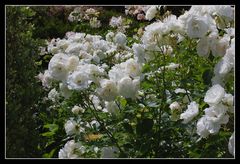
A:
[[138, 5, 234, 156], [58, 140, 86, 158], [68, 7, 101, 28], [197, 84, 234, 151], [109, 16, 131, 33], [125, 5, 163, 21], [97, 68, 140, 102], [180, 101, 199, 124], [125, 5, 150, 21], [39, 5, 234, 158], [38, 28, 143, 158], [181, 6, 234, 156]]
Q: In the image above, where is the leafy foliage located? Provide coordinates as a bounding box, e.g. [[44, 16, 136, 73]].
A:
[[6, 5, 234, 158], [6, 6, 45, 157]]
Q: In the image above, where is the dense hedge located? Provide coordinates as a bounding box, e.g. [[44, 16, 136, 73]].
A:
[[6, 6, 45, 157]]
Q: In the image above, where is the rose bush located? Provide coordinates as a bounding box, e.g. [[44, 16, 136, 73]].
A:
[[35, 5, 235, 158], [6, 5, 234, 158]]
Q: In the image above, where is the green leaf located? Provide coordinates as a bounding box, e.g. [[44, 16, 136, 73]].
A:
[[147, 102, 159, 108], [41, 131, 55, 137], [41, 124, 59, 137], [188, 150, 201, 158], [141, 81, 153, 90], [35, 60, 42, 66], [120, 97, 127, 108], [142, 64, 151, 73], [43, 124, 59, 132], [42, 148, 56, 158], [43, 54, 52, 61]]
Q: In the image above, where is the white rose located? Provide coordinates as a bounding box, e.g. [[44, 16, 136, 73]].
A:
[[132, 43, 145, 64], [67, 71, 90, 90], [90, 17, 101, 28], [85, 64, 105, 84], [161, 45, 173, 56], [105, 101, 119, 114], [228, 132, 235, 156], [186, 14, 214, 38], [109, 65, 126, 82], [48, 88, 59, 102], [214, 59, 232, 78], [118, 76, 139, 99], [114, 32, 126, 46], [169, 101, 181, 111], [57, 39, 69, 50], [223, 42, 235, 67], [48, 45, 60, 54], [196, 116, 210, 138], [163, 14, 184, 34], [204, 84, 225, 105], [204, 117, 221, 134], [59, 83, 72, 99], [124, 58, 142, 78], [65, 43, 82, 54], [101, 146, 119, 158], [37, 70, 53, 88], [211, 36, 230, 57], [222, 93, 234, 106], [225, 28, 235, 38], [197, 37, 210, 57], [90, 120, 100, 129], [204, 103, 229, 125], [58, 140, 85, 159], [141, 21, 163, 48], [66, 56, 79, 72], [145, 6, 158, 21], [92, 54, 100, 63], [89, 95, 102, 110], [93, 49, 105, 60], [71, 105, 85, 114], [64, 119, 83, 136], [48, 53, 69, 81], [203, 103, 229, 134], [213, 5, 234, 21], [106, 32, 115, 42], [180, 101, 199, 124], [109, 16, 123, 27], [165, 63, 180, 70], [98, 79, 118, 101]]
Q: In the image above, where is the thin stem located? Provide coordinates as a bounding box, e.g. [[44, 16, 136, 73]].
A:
[[184, 88, 191, 103], [153, 36, 168, 157], [161, 50, 167, 101], [158, 51, 167, 157], [114, 100, 122, 113], [83, 96, 126, 156]]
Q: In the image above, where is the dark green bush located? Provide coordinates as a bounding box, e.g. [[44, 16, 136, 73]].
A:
[[6, 6, 45, 158]]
